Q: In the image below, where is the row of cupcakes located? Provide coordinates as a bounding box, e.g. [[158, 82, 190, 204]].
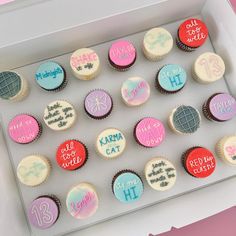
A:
[[26, 135, 236, 230]]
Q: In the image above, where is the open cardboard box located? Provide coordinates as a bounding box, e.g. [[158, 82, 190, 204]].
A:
[[0, 0, 235, 235]]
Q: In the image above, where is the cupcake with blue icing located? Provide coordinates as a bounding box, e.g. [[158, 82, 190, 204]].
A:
[[155, 64, 187, 94], [35, 61, 67, 91]]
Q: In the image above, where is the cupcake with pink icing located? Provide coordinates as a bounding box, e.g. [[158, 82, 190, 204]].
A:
[[134, 117, 166, 148], [8, 114, 42, 144], [66, 182, 99, 219], [121, 77, 150, 106], [108, 40, 137, 71]]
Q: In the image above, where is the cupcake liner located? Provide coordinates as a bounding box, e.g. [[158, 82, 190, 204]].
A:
[[84, 89, 113, 120], [176, 35, 195, 52], [111, 169, 144, 194]]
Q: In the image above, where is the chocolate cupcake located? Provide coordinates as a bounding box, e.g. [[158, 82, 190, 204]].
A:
[[176, 18, 208, 52], [84, 89, 113, 119], [108, 40, 136, 71], [8, 114, 42, 144], [202, 93, 236, 122], [155, 64, 187, 94], [27, 195, 61, 229], [182, 146, 216, 178], [35, 61, 67, 91], [56, 139, 88, 171], [112, 170, 144, 203]]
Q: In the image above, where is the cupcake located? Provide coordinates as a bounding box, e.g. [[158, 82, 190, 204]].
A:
[[70, 48, 100, 80], [202, 93, 236, 122], [43, 100, 77, 131], [35, 61, 67, 91], [142, 27, 173, 61], [168, 105, 201, 134], [112, 170, 144, 203], [108, 40, 136, 71], [96, 128, 126, 159], [17, 155, 51, 186], [66, 183, 99, 219], [121, 77, 150, 106], [28, 195, 61, 229], [144, 157, 177, 191], [56, 139, 88, 170], [134, 117, 166, 148], [0, 71, 29, 101], [176, 18, 208, 51], [155, 64, 187, 94], [192, 52, 225, 83], [84, 89, 113, 119], [8, 114, 42, 144], [182, 146, 216, 178], [216, 136, 236, 166]]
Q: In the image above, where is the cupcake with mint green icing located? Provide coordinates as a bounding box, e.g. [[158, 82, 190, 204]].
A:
[[155, 64, 187, 94]]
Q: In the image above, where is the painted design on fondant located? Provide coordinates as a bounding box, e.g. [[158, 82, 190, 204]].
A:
[[209, 93, 236, 121], [56, 140, 87, 170], [113, 171, 143, 203], [96, 128, 126, 159], [185, 147, 216, 178], [145, 158, 177, 191], [8, 114, 40, 144], [173, 106, 200, 133], [35, 61, 64, 90], [158, 64, 186, 92], [135, 117, 165, 148], [66, 183, 98, 219], [194, 52, 225, 83], [85, 90, 112, 118], [44, 100, 76, 131], [28, 197, 59, 229], [121, 77, 150, 106], [178, 18, 208, 48], [0, 71, 21, 99], [109, 40, 136, 67]]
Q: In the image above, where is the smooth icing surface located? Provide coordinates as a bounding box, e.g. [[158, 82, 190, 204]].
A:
[[185, 147, 216, 178], [158, 64, 187, 92], [113, 171, 143, 203], [109, 40, 136, 67], [121, 77, 150, 106], [143, 28, 173, 59], [209, 93, 236, 121], [194, 52, 225, 83], [66, 183, 98, 219], [35, 61, 65, 90], [171, 105, 201, 134], [145, 157, 177, 191], [70, 48, 100, 80], [217, 136, 236, 165], [135, 117, 165, 148], [56, 140, 87, 170], [8, 114, 40, 144], [96, 128, 126, 159], [0, 71, 22, 100], [28, 197, 59, 229], [17, 155, 50, 186], [178, 18, 208, 47], [43, 100, 76, 131], [84, 89, 112, 118]]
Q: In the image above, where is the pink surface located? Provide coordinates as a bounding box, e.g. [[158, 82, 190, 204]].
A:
[[8, 114, 40, 144], [0, 0, 14, 5], [135, 117, 165, 148], [229, 0, 236, 13], [150, 206, 236, 236], [109, 40, 136, 67]]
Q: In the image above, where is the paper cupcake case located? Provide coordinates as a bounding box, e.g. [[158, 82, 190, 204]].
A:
[[1, 17, 236, 236]]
